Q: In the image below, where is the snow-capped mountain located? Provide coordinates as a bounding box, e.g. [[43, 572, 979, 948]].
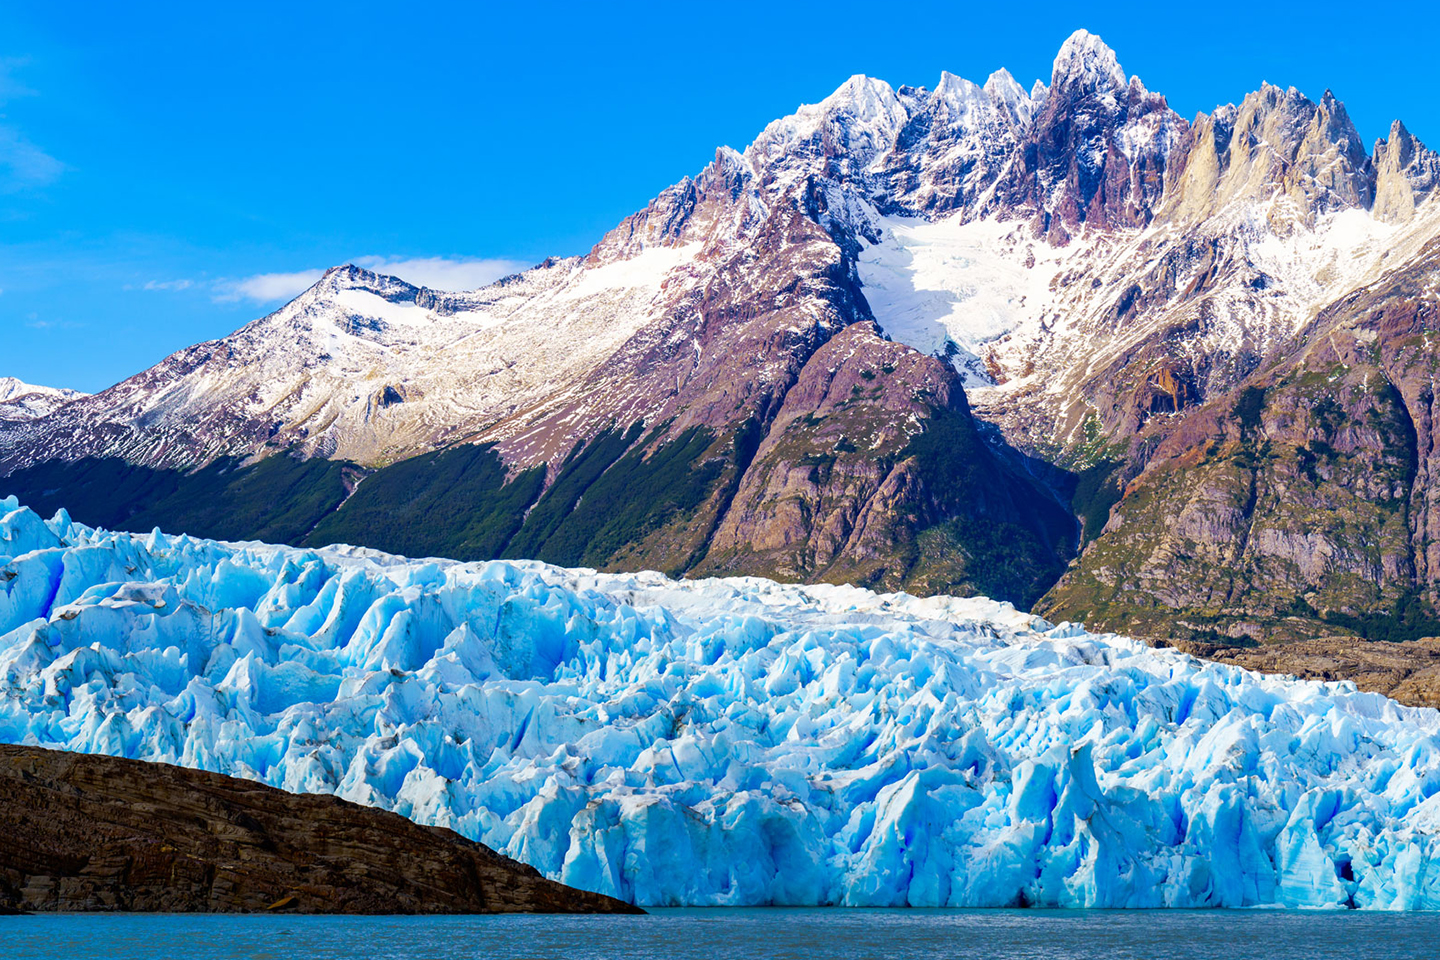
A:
[[4, 29, 1440, 645], [0, 255, 708, 469], [0, 377, 86, 423], [8, 30, 1435, 472]]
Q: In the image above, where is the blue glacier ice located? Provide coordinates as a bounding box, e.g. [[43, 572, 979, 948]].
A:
[[4, 495, 1440, 908]]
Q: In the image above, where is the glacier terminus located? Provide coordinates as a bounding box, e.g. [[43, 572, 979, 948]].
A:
[[4, 496, 1440, 909]]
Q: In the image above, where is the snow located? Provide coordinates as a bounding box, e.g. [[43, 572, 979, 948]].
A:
[[1246, 205, 1413, 323], [556, 243, 700, 301], [0, 378, 87, 422], [3, 243, 710, 470], [1051, 29, 1127, 93], [749, 75, 908, 173], [857, 214, 1072, 384], [331, 287, 464, 329], [5, 497, 1440, 909], [0, 377, 85, 405], [982, 68, 1040, 130]]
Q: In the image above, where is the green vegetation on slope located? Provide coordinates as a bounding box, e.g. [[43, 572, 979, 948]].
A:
[[1071, 459, 1124, 547], [507, 424, 730, 573], [502, 425, 643, 561], [901, 410, 1073, 607], [304, 444, 544, 560], [0, 455, 350, 544], [3, 427, 740, 577]]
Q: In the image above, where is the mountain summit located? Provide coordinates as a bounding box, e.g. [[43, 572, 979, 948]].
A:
[[1050, 28, 1128, 93]]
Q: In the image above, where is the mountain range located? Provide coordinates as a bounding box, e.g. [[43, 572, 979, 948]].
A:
[[6, 28, 1440, 653]]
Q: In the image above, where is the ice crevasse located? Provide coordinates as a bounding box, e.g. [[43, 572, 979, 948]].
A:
[[4, 496, 1440, 908]]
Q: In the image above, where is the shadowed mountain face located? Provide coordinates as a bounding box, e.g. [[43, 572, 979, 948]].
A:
[[0, 744, 641, 914], [1040, 235, 1440, 644], [3, 30, 1439, 643]]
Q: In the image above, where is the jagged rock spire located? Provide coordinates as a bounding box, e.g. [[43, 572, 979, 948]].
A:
[[1374, 119, 1440, 222]]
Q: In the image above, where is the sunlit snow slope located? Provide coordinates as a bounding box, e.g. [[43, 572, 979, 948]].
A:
[[4, 496, 1440, 908]]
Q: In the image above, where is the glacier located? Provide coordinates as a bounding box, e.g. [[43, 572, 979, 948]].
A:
[[4, 496, 1440, 909]]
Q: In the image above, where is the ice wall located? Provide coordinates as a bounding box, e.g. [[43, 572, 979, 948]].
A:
[[3, 496, 1440, 908]]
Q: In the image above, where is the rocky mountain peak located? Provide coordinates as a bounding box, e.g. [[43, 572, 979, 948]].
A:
[[311, 262, 425, 300], [927, 68, 1035, 135], [0, 377, 87, 423], [1050, 29, 1127, 95], [982, 67, 1024, 100], [1296, 88, 1374, 211], [747, 74, 906, 179], [984, 30, 1182, 238], [982, 67, 1041, 130], [827, 73, 903, 115], [0, 377, 79, 404], [1373, 119, 1440, 222], [1159, 82, 1379, 225], [934, 70, 984, 106]]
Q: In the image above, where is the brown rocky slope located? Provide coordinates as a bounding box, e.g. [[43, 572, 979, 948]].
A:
[[1039, 235, 1440, 646], [0, 744, 640, 914], [1165, 636, 1440, 709]]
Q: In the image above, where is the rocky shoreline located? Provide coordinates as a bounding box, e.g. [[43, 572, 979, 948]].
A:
[[0, 745, 640, 915]]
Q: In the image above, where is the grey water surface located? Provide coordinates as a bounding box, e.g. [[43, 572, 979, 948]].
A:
[[4, 908, 1437, 960]]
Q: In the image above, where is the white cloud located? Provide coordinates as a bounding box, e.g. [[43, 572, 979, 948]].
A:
[[212, 269, 326, 303], [351, 256, 528, 291], [0, 60, 62, 191], [209, 256, 528, 305], [143, 278, 193, 292], [0, 127, 63, 189]]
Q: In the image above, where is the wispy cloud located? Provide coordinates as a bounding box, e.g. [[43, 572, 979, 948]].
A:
[[0, 58, 63, 192], [24, 311, 81, 331], [142, 278, 194, 292], [211, 269, 326, 303], [206, 256, 528, 305], [0, 127, 63, 190], [352, 256, 528, 291]]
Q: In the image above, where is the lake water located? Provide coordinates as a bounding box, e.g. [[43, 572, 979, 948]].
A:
[[5, 908, 1440, 959]]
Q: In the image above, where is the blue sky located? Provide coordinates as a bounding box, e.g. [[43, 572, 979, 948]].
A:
[[2, 1, 1434, 393]]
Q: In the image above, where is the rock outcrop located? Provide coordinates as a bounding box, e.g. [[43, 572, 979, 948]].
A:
[[1166, 637, 1440, 709], [0, 744, 641, 914], [1040, 236, 1440, 643], [1373, 120, 1440, 223]]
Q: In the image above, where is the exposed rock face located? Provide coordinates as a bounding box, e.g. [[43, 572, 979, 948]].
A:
[[0, 744, 640, 914], [988, 29, 1186, 240], [1040, 237, 1440, 642], [696, 323, 1072, 603], [1374, 120, 1440, 223], [872, 68, 1035, 217], [1169, 637, 1440, 709], [1159, 85, 1376, 227]]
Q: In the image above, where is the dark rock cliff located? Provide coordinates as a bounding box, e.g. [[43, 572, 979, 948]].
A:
[[0, 744, 641, 914]]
